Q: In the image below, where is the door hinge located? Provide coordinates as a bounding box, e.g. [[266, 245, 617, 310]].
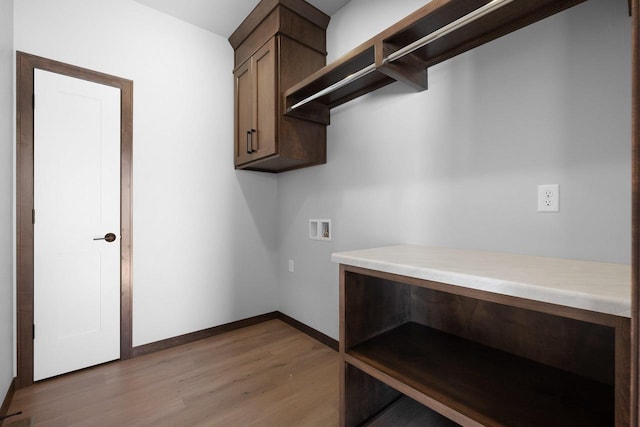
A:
[[32, 324, 35, 340], [32, 209, 35, 225]]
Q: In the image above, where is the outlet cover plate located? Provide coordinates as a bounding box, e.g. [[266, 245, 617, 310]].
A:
[[537, 184, 559, 212]]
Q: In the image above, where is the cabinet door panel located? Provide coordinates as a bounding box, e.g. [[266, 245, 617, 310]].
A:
[[234, 60, 253, 166], [253, 38, 278, 158]]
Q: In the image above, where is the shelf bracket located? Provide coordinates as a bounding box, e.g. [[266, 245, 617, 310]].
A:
[[284, 98, 331, 125], [376, 41, 428, 92]]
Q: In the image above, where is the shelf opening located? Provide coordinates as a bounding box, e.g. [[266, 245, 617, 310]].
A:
[[289, 64, 377, 111], [382, 0, 515, 65], [347, 323, 614, 427], [344, 363, 460, 426]]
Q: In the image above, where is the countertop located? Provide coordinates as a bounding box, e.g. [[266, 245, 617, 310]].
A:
[[332, 245, 631, 317]]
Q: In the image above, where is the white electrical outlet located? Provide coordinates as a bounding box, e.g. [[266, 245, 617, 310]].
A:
[[288, 259, 294, 273], [537, 184, 559, 212]]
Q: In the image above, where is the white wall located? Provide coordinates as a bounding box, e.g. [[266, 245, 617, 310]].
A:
[[0, 0, 13, 401], [11, 0, 633, 350], [277, 0, 632, 339], [14, 0, 279, 346]]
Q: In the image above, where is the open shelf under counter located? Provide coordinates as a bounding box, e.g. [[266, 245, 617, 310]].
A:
[[334, 245, 631, 427], [364, 395, 459, 427], [349, 322, 613, 427]]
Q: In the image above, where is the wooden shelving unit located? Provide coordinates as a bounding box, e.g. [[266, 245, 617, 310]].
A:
[[334, 246, 631, 426], [284, 0, 595, 126]]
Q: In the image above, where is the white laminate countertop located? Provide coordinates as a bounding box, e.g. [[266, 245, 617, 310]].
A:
[[331, 245, 632, 318]]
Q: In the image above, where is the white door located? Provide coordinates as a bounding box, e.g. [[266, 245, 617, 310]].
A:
[[33, 69, 121, 381]]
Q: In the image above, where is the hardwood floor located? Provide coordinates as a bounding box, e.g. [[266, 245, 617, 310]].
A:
[[7, 320, 339, 426]]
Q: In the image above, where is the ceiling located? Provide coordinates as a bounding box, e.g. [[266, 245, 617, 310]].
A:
[[132, 0, 351, 38]]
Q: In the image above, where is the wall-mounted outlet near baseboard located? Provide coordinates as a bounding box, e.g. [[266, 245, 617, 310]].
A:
[[537, 184, 559, 212], [309, 219, 331, 241]]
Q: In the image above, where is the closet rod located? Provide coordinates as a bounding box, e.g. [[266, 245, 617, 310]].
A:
[[383, 0, 515, 64], [288, 63, 377, 111]]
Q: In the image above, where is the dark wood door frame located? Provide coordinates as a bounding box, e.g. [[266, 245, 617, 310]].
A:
[[632, 0, 640, 424], [16, 52, 133, 389]]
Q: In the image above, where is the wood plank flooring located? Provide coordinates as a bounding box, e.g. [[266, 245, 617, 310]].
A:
[[7, 320, 339, 426]]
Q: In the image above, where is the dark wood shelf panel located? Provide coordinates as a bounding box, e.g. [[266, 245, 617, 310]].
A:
[[365, 396, 460, 427], [383, 0, 588, 68], [348, 322, 614, 427], [283, 44, 395, 125], [284, 0, 591, 125]]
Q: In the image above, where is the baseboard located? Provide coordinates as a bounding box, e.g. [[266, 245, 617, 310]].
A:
[[276, 312, 339, 351], [0, 378, 16, 424], [131, 311, 339, 358], [131, 312, 279, 358]]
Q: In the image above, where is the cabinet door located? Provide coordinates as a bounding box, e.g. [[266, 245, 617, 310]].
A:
[[234, 59, 253, 166], [252, 37, 278, 160], [233, 38, 278, 167]]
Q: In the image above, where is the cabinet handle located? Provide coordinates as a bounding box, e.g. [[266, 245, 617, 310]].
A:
[[246, 130, 252, 154], [250, 129, 257, 153]]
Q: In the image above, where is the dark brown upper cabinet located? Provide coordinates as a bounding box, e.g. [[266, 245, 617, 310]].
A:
[[229, 0, 329, 173]]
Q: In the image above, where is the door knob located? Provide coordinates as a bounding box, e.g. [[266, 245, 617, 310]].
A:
[[93, 233, 117, 242]]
